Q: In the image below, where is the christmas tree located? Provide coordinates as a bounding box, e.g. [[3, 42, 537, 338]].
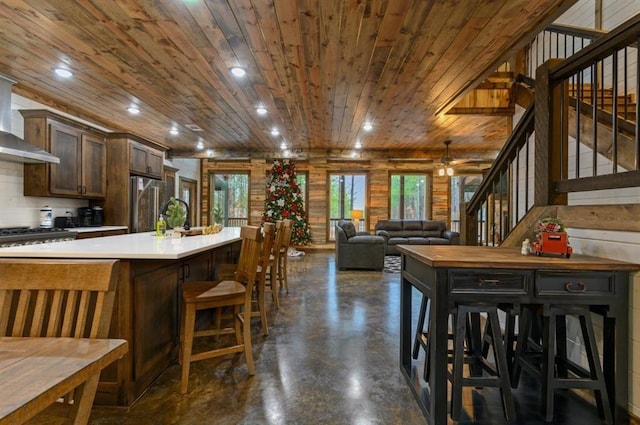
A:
[[263, 159, 312, 245]]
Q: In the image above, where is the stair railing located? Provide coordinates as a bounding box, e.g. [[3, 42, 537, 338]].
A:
[[463, 104, 535, 246], [464, 15, 640, 246]]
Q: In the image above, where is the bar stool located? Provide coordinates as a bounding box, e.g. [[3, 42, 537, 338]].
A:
[[180, 226, 263, 394], [412, 295, 472, 383], [213, 223, 275, 336], [413, 297, 514, 421], [276, 219, 293, 294], [264, 220, 287, 309], [450, 303, 515, 422], [511, 304, 612, 424], [252, 222, 276, 335], [412, 295, 436, 382], [481, 303, 519, 373]]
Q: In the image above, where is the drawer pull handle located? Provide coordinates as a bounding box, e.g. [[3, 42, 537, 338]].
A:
[[476, 278, 500, 286], [564, 282, 586, 293]]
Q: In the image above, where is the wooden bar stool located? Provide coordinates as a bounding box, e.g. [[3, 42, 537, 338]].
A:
[[264, 220, 287, 309], [276, 219, 293, 294], [450, 303, 515, 422], [511, 304, 612, 424], [180, 226, 263, 394], [253, 222, 276, 335]]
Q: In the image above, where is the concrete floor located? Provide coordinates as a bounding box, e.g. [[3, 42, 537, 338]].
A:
[[88, 252, 608, 425]]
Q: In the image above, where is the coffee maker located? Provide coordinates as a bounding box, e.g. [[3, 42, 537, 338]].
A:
[[91, 206, 104, 226], [78, 207, 94, 227]]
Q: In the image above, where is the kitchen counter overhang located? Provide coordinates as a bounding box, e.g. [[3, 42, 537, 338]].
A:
[[0, 226, 241, 259]]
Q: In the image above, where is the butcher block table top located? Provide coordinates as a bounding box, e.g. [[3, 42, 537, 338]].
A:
[[0, 337, 128, 425], [397, 245, 640, 271]]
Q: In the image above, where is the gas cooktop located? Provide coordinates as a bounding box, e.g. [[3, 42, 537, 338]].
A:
[[0, 226, 77, 247]]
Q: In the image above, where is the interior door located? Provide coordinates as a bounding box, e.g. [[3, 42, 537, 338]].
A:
[[179, 177, 197, 227]]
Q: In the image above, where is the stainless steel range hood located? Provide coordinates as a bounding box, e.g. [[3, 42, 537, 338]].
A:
[[0, 75, 60, 164]]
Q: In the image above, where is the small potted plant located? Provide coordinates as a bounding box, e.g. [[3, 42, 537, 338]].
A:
[[211, 207, 224, 225], [165, 197, 187, 229]]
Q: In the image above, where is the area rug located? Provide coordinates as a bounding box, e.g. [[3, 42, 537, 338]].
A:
[[383, 256, 401, 273]]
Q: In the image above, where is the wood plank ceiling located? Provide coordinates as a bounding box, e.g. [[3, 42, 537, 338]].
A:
[[0, 0, 576, 162]]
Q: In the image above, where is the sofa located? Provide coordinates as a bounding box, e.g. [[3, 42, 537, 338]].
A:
[[374, 219, 460, 255], [335, 220, 386, 271]]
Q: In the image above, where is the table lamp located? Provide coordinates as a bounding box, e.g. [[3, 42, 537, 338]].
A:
[[350, 209, 364, 231]]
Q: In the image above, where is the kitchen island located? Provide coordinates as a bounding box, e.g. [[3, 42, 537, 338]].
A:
[[0, 227, 242, 406]]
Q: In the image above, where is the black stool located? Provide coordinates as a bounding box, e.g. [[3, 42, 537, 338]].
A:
[[412, 295, 462, 383], [412, 295, 432, 381], [511, 304, 612, 424], [450, 303, 515, 422], [481, 303, 519, 373]]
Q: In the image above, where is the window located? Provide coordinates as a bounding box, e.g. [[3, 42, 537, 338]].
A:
[[328, 173, 367, 240], [208, 172, 249, 227], [390, 174, 430, 220]]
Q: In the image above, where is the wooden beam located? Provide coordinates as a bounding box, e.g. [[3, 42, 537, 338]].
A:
[[447, 107, 514, 116]]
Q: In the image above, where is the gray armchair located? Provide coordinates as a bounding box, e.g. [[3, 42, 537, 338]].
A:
[[335, 220, 386, 271]]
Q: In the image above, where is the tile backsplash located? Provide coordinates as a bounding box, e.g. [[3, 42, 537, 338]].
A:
[[0, 160, 87, 228]]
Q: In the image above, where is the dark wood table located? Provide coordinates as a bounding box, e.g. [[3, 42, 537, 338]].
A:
[[398, 245, 639, 425]]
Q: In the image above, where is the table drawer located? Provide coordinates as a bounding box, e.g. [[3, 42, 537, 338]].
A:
[[535, 271, 614, 297], [449, 270, 529, 295]]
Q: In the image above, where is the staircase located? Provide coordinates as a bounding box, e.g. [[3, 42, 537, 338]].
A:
[[573, 84, 637, 122], [463, 16, 640, 246]]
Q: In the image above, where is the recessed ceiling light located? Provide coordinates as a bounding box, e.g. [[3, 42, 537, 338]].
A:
[[280, 141, 287, 150], [270, 128, 280, 137], [256, 106, 267, 115], [127, 106, 140, 115], [169, 127, 179, 136], [230, 67, 246, 77], [196, 140, 204, 150], [362, 123, 373, 132], [53, 67, 73, 78]]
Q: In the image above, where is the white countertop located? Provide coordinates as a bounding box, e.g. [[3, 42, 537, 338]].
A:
[[71, 226, 128, 233], [0, 227, 241, 260]]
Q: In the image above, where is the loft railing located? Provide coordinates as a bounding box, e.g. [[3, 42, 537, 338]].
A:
[[549, 14, 640, 192], [465, 15, 640, 246], [525, 23, 607, 78]]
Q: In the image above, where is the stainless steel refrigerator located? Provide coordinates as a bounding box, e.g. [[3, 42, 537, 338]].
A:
[[130, 176, 166, 233]]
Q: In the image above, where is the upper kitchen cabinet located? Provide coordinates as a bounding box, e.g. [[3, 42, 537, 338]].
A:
[[129, 140, 163, 178], [103, 134, 166, 227], [21, 110, 107, 199]]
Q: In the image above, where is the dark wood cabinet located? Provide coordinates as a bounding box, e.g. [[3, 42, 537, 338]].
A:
[[22, 110, 107, 199], [130, 141, 163, 178], [104, 134, 167, 228], [132, 261, 180, 396], [182, 250, 213, 283]]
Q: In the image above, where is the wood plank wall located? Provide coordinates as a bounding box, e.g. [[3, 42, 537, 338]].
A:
[[201, 159, 451, 245]]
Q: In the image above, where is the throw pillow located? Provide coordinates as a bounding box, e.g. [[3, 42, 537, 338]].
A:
[[341, 221, 356, 238]]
